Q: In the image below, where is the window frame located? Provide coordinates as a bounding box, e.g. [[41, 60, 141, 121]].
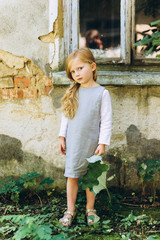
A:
[[131, 0, 160, 65], [63, 0, 160, 66]]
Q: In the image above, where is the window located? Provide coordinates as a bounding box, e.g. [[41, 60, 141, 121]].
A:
[[133, 0, 160, 63], [79, 0, 120, 59], [63, 0, 160, 66]]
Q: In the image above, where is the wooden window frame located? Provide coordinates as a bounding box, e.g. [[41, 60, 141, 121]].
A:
[[63, 0, 160, 66], [63, 0, 131, 65]]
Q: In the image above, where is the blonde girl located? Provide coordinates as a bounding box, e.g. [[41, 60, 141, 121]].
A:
[[59, 48, 112, 226]]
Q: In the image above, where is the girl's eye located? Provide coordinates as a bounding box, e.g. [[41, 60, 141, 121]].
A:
[[79, 67, 83, 70], [71, 70, 75, 74]]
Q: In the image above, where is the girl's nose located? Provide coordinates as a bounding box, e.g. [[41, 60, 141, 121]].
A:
[[75, 71, 79, 76]]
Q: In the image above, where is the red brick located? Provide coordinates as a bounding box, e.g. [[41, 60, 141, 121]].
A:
[[42, 87, 52, 95], [1, 89, 17, 99], [14, 77, 31, 88], [9, 89, 18, 99], [22, 89, 37, 99], [1, 89, 10, 99], [45, 77, 52, 87], [1, 88, 37, 99], [17, 89, 23, 99]]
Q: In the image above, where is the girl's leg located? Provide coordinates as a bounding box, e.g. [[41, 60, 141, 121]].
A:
[[60, 177, 79, 226], [86, 188, 95, 211], [67, 177, 79, 212], [86, 188, 100, 224]]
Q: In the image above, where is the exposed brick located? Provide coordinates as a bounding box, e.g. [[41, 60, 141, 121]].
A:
[[1, 89, 16, 99], [17, 89, 23, 99], [45, 77, 52, 87], [0, 88, 37, 99], [22, 89, 37, 99], [14, 77, 30, 88], [0, 77, 14, 88], [42, 87, 53, 96], [1, 89, 9, 99], [10, 89, 18, 99]]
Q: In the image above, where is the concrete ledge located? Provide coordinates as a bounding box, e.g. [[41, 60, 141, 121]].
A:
[[52, 71, 160, 86]]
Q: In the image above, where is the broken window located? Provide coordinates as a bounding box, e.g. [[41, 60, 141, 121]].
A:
[[63, 0, 160, 65], [79, 0, 120, 59]]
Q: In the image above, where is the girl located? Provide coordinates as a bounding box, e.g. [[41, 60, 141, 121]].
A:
[[59, 48, 112, 226]]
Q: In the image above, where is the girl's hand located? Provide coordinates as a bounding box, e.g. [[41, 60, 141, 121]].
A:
[[95, 144, 105, 156], [59, 136, 66, 155]]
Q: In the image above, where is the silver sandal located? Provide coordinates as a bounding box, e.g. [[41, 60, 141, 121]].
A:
[[86, 209, 100, 225], [59, 210, 76, 226]]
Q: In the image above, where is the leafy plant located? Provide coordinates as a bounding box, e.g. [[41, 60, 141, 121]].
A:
[[82, 155, 113, 201], [0, 172, 54, 205], [134, 19, 160, 57], [120, 211, 148, 229], [147, 235, 160, 240], [137, 159, 160, 200], [0, 214, 53, 240]]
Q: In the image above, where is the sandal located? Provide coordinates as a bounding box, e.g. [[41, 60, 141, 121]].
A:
[[86, 209, 100, 225], [59, 210, 76, 226]]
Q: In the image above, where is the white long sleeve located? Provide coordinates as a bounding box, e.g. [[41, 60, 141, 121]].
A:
[[98, 89, 112, 145], [59, 89, 112, 145], [59, 113, 68, 137]]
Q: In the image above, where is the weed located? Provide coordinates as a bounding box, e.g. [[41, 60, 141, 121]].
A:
[[137, 159, 160, 201], [0, 172, 54, 206]]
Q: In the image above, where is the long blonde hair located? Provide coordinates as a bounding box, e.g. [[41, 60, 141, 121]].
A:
[[61, 48, 97, 119]]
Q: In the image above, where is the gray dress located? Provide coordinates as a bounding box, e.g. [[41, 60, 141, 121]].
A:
[[64, 85, 105, 178]]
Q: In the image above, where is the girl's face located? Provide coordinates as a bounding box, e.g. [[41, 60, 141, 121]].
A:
[[70, 57, 96, 87]]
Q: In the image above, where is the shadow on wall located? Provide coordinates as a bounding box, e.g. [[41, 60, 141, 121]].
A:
[[126, 124, 160, 160], [0, 134, 64, 182], [104, 124, 160, 191], [0, 134, 23, 161]]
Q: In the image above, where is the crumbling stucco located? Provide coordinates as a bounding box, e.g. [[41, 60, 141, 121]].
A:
[[0, 0, 50, 74], [38, 0, 63, 43], [0, 49, 52, 97]]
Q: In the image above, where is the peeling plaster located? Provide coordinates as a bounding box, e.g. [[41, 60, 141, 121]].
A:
[[0, 49, 52, 95], [38, 0, 63, 43], [38, 0, 64, 71], [0, 49, 28, 69]]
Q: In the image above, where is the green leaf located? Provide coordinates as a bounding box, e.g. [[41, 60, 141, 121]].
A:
[[152, 38, 160, 46], [82, 161, 109, 191], [93, 171, 107, 195], [102, 220, 110, 225], [52, 233, 70, 240], [146, 46, 154, 56], [150, 19, 160, 26], [134, 35, 152, 46], [147, 235, 160, 240], [40, 177, 54, 185], [141, 163, 147, 170], [86, 154, 103, 163]]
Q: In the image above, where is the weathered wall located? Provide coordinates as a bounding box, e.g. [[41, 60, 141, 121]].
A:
[[0, 0, 160, 192], [0, 48, 160, 190], [0, 48, 66, 188], [0, 0, 62, 75], [104, 86, 160, 191]]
